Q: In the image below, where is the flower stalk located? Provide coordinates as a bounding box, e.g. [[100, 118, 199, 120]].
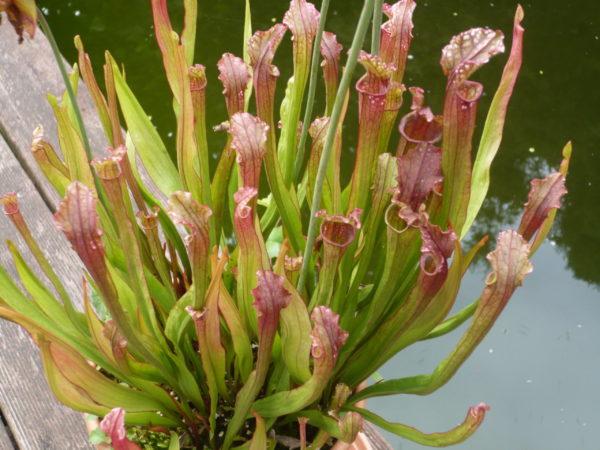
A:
[[298, 0, 376, 293], [294, 0, 331, 182]]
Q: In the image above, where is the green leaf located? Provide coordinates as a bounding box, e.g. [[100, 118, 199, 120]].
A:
[[248, 24, 305, 253], [223, 271, 293, 448], [345, 153, 397, 319], [6, 241, 82, 332], [164, 287, 194, 348], [47, 94, 94, 189], [0, 280, 124, 382], [345, 404, 490, 447], [182, 0, 197, 66], [253, 307, 348, 418], [265, 226, 283, 259], [124, 134, 191, 274], [110, 56, 182, 197], [248, 412, 267, 450], [93, 153, 167, 348], [74, 36, 113, 145], [306, 116, 342, 213], [168, 432, 181, 450], [288, 410, 344, 441], [233, 187, 272, 334], [216, 277, 253, 382], [342, 222, 458, 386], [421, 301, 477, 341], [168, 191, 212, 308], [43, 337, 173, 414], [60, 64, 84, 138], [30, 128, 71, 196], [0, 266, 69, 340], [1, 194, 85, 332], [279, 280, 312, 383], [188, 308, 219, 438], [280, 0, 320, 184], [462, 6, 525, 238], [201, 258, 229, 399]]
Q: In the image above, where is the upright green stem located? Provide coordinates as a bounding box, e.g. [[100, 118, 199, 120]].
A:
[[37, 9, 108, 206], [37, 9, 92, 162], [243, 0, 253, 111], [293, 0, 331, 182], [297, 0, 375, 293], [371, 0, 384, 54]]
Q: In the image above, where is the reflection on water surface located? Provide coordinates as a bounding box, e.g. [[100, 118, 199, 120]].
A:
[[38, 0, 600, 448], [40, 0, 599, 287]]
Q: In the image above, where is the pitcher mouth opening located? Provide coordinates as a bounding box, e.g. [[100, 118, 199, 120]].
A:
[[398, 108, 443, 145]]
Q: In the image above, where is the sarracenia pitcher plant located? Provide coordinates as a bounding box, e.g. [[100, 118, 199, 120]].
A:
[[0, 0, 570, 448]]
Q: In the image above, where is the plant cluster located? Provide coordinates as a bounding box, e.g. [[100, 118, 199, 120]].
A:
[[0, 0, 569, 449]]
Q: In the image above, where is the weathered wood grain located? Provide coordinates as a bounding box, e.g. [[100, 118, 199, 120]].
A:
[[363, 423, 393, 450], [0, 16, 104, 449], [0, 417, 15, 450], [0, 134, 91, 449], [0, 15, 164, 450], [0, 18, 165, 209]]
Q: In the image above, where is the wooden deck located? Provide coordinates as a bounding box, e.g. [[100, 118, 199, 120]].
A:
[[0, 20, 102, 449], [0, 18, 393, 450]]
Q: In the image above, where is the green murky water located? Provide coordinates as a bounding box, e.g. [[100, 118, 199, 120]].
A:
[[38, 1, 600, 448]]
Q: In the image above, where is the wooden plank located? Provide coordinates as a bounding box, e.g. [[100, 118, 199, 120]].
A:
[[0, 18, 109, 211], [0, 16, 165, 207], [0, 416, 15, 450], [0, 17, 105, 449], [363, 423, 393, 450], [0, 15, 162, 450], [0, 134, 91, 449]]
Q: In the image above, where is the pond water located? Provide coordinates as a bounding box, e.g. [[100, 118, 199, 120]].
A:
[[38, 0, 599, 448]]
